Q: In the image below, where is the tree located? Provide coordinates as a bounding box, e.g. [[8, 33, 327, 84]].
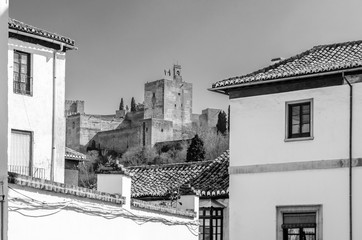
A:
[[119, 98, 124, 110], [186, 134, 205, 162], [197, 125, 229, 160], [216, 110, 227, 135], [130, 97, 136, 112]]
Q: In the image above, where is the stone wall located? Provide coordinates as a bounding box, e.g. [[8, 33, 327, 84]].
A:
[[144, 79, 165, 119], [66, 113, 124, 152], [149, 119, 173, 146], [199, 108, 221, 128], [65, 100, 84, 116], [66, 114, 81, 151], [92, 126, 142, 153]]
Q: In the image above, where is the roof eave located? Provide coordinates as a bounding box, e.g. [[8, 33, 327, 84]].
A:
[[210, 66, 362, 95], [9, 29, 77, 51]]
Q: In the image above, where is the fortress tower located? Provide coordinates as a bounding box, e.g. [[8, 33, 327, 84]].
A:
[[144, 64, 192, 139]]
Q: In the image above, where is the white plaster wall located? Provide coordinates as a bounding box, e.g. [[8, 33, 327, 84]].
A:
[[8, 39, 66, 183], [0, 3, 9, 240], [229, 167, 362, 240], [229, 82, 362, 240], [229, 84, 362, 167], [8, 185, 198, 240]]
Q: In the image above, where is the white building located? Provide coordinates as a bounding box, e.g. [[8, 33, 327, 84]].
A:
[[7, 19, 76, 183], [210, 41, 362, 240], [0, 2, 9, 240]]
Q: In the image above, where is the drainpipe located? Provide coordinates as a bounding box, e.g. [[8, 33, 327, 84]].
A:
[[50, 44, 63, 181], [0, 182, 4, 240], [343, 72, 353, 240]]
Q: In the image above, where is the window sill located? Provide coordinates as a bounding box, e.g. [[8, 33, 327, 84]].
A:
[[284, 136, 314, 142], [13, 91, 33, 97]]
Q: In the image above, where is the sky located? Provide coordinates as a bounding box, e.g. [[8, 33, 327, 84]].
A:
[[10, 0, 362, 114]]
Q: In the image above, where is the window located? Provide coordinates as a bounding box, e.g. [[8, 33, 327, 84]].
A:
[[277, 205, 322, 240], [13, 50, 32, 95], [286, 99, 313, 140], [199, 208, 223, 240], [9, 130, 32, 176]]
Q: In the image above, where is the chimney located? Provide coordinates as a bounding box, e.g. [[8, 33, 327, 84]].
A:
[[178, 195, 200, 219], [271, 57, 284, 64], [97, 168, 132, 209]]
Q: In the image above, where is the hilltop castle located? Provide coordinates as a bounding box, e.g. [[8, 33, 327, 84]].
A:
[[65, 65, 221, 153]]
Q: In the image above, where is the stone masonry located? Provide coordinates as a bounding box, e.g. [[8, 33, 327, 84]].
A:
[[65, 64, 221, 154]]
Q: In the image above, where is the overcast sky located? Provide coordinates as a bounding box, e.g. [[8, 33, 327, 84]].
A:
[[10, 0, 362, 114]]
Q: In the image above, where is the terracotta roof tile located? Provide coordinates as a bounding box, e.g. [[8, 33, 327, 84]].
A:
[[8, 18, 75, 47], [65, 147, 87, 161], [127, 151, 229, 198], [212, 40, 362, 89]]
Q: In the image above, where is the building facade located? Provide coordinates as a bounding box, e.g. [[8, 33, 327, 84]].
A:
[[211, 41, 362, 240], [127, 150, 230, 240], [7, 19, 76, 183]]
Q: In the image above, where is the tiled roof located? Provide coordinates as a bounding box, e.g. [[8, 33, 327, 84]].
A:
[[8, 172, 125, 205], [212, 40, 362, 89], [65, 147, 87, 161], [8, 18, 75, 47], [127, 151, 229, 198]]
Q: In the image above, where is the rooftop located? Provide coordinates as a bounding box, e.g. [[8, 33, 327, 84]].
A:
[[8, 172, 125, 205], [127, 151, 229, 198], [211, 40, 362, 91], [65, 147, 87, 161], [8, 18, 75, 49]]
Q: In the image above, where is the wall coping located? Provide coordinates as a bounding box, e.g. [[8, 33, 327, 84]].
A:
[[131, 199, 196, 218], [8, 172, 125, 205]]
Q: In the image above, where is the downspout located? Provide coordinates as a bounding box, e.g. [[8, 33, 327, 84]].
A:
[[50, 44, 63, 181], [343, 72, 353, 240], [0, 182, 4, 240]]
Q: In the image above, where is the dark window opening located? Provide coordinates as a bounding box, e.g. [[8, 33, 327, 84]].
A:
[[199, 207, 223, 240], [288, 102, 311, 139], [282, 213, 316, 240], [13, 50, 32, 96]]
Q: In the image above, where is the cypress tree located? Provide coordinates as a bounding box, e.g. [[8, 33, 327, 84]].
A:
[[130, 97, 136, 112], [186, 134, 205, 162], [119, 98, 124, 110], [216, 110, 227, 135]]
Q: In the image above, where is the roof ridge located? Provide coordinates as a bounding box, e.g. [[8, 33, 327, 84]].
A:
[[313, 39, 362, 50], [127, 159, 215, 170], [211, 40, 362, 89], [215, 47, 315, 85]]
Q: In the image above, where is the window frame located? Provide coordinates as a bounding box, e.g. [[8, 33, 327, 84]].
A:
[[199, 207, 223, 240], [285, 98, 314, 142], [9, 129, 34, 176], [13, 50, 33, 96], [276, 205, 322, 240]]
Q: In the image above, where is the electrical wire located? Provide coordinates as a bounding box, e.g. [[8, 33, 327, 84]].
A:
[[8, 187, 199, 236]]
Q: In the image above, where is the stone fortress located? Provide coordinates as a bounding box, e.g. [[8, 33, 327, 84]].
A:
[[65, 64, 222, 154]]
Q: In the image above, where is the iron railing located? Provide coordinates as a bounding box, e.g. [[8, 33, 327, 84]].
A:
[[8, 165, 46, 179]]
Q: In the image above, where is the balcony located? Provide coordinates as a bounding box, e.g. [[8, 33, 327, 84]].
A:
[[8, 165, 46, 179]]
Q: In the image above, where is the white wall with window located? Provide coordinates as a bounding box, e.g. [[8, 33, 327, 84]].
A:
[[228, 82, 362, 240], [8, 38, 66, 183]]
